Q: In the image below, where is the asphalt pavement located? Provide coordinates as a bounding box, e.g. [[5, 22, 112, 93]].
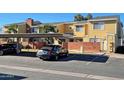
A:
[[0, 52, 124, 80]]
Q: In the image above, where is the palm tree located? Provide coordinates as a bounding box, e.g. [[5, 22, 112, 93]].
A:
[[85, 13, 93, 20], [7, 24, 18, 43], [74, 14, 84, 21], [7, 24, 18, 33]]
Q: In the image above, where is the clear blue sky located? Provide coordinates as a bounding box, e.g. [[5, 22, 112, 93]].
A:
[[0, 13, 124, 29]]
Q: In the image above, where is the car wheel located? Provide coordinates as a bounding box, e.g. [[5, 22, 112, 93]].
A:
[[0, 51, 3, 56], [55, 55, 59, 61], [39, 57, 42, 59], [39, 57, 43, 60]]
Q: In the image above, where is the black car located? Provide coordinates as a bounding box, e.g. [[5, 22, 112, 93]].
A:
[[36, 45, 68, 60], [0, 43, 22, 56]]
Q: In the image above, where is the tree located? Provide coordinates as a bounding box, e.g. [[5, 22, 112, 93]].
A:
[[85, 13, 93, 20], [38, 24, 57, 44], [8, 24, 18, 33], [6, 24, 18, 43], [74, 14, 84, 21], [39, 24, 57, 33]]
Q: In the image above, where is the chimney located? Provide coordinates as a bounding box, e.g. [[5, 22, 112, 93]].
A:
[[26, 18, 33, 27]]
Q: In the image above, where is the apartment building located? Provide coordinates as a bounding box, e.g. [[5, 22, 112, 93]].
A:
[[2, 16, 123, 53], [31, 16, 123, 53], [2, 18, 41, 47], [3, 18, 41, 33]]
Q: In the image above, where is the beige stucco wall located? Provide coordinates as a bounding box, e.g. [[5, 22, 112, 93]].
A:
[[18, 24, 27, 33], [88, 20, 116, 38], [58, 20, 119, 52]]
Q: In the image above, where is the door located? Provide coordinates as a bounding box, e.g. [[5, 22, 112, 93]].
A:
[[107, 35, 114, 52]]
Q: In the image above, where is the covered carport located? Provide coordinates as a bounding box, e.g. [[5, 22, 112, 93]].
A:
[[0, 33, 63, 38], [0, 33, 64, 51]]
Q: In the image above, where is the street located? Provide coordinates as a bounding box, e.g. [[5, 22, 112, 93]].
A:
[[0, 52, 124, 80]]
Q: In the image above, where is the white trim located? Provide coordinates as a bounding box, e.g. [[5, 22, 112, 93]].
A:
[[88, 18, 118, 22]]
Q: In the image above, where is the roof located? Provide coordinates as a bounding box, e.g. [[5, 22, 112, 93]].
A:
[[89, 15, 120, 22], [3, 15, 121, 27], [0, 33, 63, 38], [32, 15, 121, 27], [4, 22, 26, 27], [93, 15, 119, 20], [4, 21, 42, 27], [33, 21, 42, 25], [31, 21, 87, 27]]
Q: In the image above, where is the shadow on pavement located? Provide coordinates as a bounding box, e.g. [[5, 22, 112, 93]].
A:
[[11, 52, 109, 63], [16, 51, 37, 57], [59, 54, 109, 63], [0, 73, 26, 80]]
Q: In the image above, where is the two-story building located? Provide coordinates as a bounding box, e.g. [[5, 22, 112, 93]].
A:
[[2, 15, 123, 53], [2, 18, 41, 47], [31, 16, 123, 53]]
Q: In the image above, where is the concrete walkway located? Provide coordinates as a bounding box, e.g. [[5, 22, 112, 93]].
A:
[[109, 53, 124, 59]]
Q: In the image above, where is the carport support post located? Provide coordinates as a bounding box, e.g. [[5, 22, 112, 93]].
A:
[[17, 38, 20, 52], [80, 46, 84, 54]]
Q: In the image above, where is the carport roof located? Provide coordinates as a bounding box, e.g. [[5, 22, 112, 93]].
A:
[[0, 33, 63, 38]]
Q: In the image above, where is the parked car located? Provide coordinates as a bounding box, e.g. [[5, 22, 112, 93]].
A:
[[0, 43, 22, 56], [36, 45, 68, 60]]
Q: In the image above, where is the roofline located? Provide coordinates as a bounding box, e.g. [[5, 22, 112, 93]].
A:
[[0, 33, 63, 38], [31, 21, 87, 27], [3, 21, 41, 27], [88, 18, 119, 22], [3, 22, 26, 27], [3, 15, 121, 27], [32, 18, 120, 27]]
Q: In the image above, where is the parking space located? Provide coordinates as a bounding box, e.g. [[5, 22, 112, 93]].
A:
[[59, 53, 109, 63], [0, 52, 124, 80], [11, 51, 109, 63]]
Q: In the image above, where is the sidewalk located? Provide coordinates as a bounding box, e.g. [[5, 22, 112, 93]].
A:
[[69, 51, 106, 57], [108, 53, 124, 59]]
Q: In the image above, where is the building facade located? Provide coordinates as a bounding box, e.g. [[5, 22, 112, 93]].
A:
[[2, 16, 124, 53], [32, 16, 123, 53], [2, 18, 42, 48]]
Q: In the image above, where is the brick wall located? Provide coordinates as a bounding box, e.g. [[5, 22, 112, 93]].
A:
[[83, 42, 100, 53], [63, 42, 100, 53]]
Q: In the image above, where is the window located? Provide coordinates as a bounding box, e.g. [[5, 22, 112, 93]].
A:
[[90, 38, 101, 42], [93, 22, 104, 30], [76, 25, 83, 32], [32, 27, 39, 33]]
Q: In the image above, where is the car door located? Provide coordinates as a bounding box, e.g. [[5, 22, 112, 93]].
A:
[[8, 45, 15, 53], [57, 46, 65, 56], [2, 45, 9, 53], [52, 46, 60, 55], [6, 45, 12, 53]]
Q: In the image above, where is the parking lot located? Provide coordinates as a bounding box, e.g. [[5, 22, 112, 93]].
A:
[[0, 52, 124, 80]]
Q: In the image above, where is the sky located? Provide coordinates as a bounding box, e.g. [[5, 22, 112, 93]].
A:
[[0, 13, 124, 31]]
